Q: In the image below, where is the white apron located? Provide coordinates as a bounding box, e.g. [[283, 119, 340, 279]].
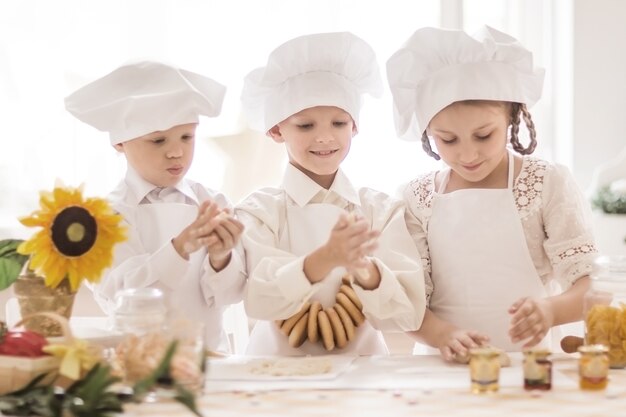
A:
[[246, 200, 388, 356], [427, 152, 550, 352], [135, 203, 229, 352]]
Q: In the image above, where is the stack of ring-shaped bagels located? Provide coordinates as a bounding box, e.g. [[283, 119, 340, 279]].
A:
[[276, 276, 365, 351]]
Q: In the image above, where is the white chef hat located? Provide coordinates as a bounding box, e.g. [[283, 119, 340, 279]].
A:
[[241, 32, 383, 133], [65, 60, 226, 144], [386, 26, 545, 141]]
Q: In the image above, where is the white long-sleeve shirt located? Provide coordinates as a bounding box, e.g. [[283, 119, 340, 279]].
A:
[[92, 167, 245, 351], [236, 165, 426, 340]]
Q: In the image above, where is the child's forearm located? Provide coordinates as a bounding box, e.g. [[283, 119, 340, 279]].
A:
[[407, 308, 455, 348], [547, 275, 590, 325], [303, 246, 337, 283]]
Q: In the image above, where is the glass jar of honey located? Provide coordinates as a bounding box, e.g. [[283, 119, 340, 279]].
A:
[[583, 255, 626, 368], [523, 348, 552, 390], [469, 347, 501, 394], [578, 344, 609, 390]]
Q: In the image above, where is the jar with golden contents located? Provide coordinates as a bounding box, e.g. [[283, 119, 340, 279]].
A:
[[578, 344, 609, 390], [469, 347, 501, 394], [583, 255, 626, 368], [523, 348, 552, 390]]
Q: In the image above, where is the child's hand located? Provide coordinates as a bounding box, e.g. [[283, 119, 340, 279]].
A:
[[325, 212, 379, 271], [437, 329, 490, 362], [172, 200, 222, 260], [508, 297, 554, 348], [206, 208, 244, 271]]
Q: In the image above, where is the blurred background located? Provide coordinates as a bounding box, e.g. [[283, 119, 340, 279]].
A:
[[0, 0, 622, 229]]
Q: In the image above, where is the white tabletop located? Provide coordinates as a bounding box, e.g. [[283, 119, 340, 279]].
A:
[[123, 353, 626, 417]]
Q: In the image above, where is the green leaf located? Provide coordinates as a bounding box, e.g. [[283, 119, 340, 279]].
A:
[[174, 384, 203, 417], [0, 383, 55, 417], [131, 340, 204, 417], [65, 364, 124, 417], [132, 340, 178, 398], [0, 258, 24, 290], [0, 239, 28, 290], [0, 239, 25, 258]]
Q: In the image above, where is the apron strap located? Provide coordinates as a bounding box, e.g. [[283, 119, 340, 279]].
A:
[[506, 151, 514, 190], [437, 169, 451, 194]]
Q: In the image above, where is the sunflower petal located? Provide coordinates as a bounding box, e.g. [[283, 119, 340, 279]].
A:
[[17, 185, 126, 291]]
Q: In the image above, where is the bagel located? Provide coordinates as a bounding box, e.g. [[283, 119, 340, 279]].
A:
[[280, 302, 311, 336], [339, 284, 363, 310], [308, 301, 322, 343], [288, 312, 309, 348], [334, 303, 356, 341], [326, 307, 348, 349], [342, 274, 353, 286], [317, 310, 335, 351], [336, 292, 365, 326]]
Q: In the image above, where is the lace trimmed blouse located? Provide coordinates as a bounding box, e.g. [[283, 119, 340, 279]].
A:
[[403, 156, 597, 304]]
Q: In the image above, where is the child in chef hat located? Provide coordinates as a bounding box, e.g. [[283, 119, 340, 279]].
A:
[[386, 26, 597, 359], [65, 60, 246, 352], [237, 32, 426, 356]]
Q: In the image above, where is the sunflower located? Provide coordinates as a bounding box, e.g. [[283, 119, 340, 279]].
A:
[[17, 185, 126, 291]]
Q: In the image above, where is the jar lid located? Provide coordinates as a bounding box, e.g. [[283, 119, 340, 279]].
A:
[[469, 346, 500, 357], [578, 344, 609, 354], [113, 287, 166, 315]]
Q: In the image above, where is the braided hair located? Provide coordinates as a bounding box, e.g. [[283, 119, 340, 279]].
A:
[[509, 102, 537, 155], [420, 101, 538, 160], [421, 130, 440, 160]]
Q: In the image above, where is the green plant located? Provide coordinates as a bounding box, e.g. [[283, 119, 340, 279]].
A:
[[593, 185, 626, 214], [0, 239, 28, 291], [0, 341, 203, 417]]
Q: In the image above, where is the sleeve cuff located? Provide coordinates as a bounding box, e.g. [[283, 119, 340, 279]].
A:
[[151, 240, 190, 289], [274, 256, 313, 300], [201, 250, 246, 299], [352, 257, 397, 309]]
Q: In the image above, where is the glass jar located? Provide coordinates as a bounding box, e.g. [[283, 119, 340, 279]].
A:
[[583, 255, 626, 368], [112, 288, 168, 384], [113, 287, 167, 335], [523, 348, 552, 390], [111, 288, 205, 391], [578, 344, 609, 390], [469, 347, 501, 394]]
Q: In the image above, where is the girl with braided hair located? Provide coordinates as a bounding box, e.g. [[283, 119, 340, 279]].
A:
[[387, 26, 597, 360]]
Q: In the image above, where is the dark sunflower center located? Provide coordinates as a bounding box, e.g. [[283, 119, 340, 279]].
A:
[[51, 206, 97, 257]]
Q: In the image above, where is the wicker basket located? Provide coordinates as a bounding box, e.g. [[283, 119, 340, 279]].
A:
[[0, 355, 60, 394], [0, 312, 70, 395]]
